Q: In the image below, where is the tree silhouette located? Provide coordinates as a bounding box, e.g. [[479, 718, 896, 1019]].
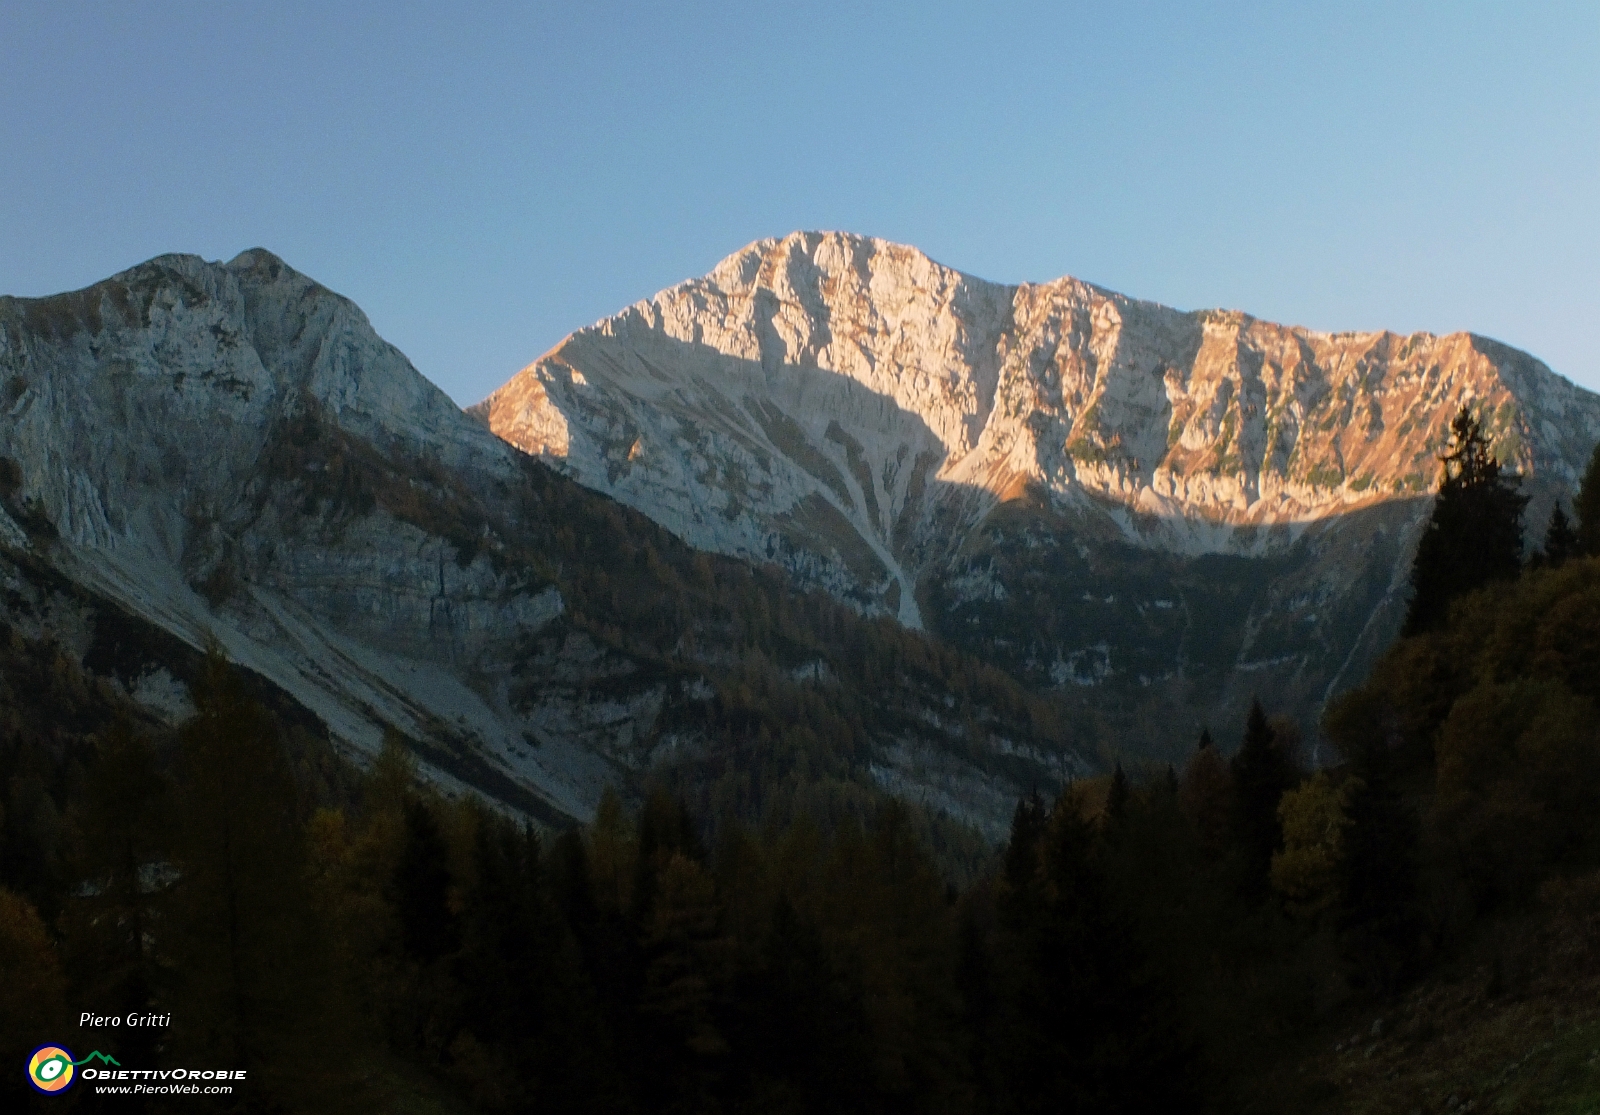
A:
[[392, 797, 457, 963], [1576, 440, 1600, 556], [1180, 731, 1232, 861], [164, 647, 355, 1106], [62, 720, 171, 1070], [1105, 761, 1130, 827], [1230, 699, 1299, 897], [991, 790, 1197, 1114], [1404, 407, 1526, 634], [1539, 503, 1579, 569]]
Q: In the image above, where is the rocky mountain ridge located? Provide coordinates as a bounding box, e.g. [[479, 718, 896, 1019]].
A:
[[474, 231, 1600, 754], [0, 250, 1078, 839]]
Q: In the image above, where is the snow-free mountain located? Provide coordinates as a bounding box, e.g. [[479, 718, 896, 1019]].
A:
[[475, 231, 1600, 754], [0, 250, 1080, 838]]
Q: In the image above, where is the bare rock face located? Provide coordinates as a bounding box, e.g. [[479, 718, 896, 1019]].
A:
[[476, 231, 1600, 753]]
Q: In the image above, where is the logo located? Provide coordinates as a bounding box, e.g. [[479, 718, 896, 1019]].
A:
[[27, 1046, 119, 1095], [28, 1045, 75, 1094]]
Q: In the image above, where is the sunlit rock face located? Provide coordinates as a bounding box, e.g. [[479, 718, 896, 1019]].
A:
[[477, 231, 1600, 754]]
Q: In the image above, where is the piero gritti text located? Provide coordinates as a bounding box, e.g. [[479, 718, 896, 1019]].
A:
[[81, 1012, 172, 1028]]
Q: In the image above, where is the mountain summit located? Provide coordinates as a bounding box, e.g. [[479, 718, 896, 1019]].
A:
[[474, 231, 1600, 749]]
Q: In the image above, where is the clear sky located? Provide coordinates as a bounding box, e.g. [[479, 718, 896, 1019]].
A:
[[2, 2, 1596, 405]]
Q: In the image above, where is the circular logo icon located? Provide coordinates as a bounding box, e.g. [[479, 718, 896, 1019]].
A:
[[28, 1045, 76, 1094]]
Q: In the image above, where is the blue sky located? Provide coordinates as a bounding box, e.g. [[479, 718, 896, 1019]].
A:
[[2, 2, 1596, 404]]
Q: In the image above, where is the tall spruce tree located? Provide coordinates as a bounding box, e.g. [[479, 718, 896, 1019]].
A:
[[1540, 503, 1579, 568], [1576, 439, 1600, 556], [1322, 685, 1422, 989], [61, 720, 172, 1070], [1404, 406, 1527, 634], [1338, 748, 1420, 990], [1230, 699, 1299, 897], [392, 797, 457, 963], [1180, 731, 1232, 861]]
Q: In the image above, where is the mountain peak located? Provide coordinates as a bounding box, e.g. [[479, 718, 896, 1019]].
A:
[[479, 229, 1600, 619], [472, 232, 1600, 749]]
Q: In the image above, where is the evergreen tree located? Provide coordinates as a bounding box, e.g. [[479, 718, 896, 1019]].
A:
[[1000, 791, 1047, 912], [451, 813, 617, 1113], [392, 797, 458, 963], [742, 892, 873, 1113], [1322, 682, 1423, 988], [1229, 699, 1299, 897], [1179, 736, 1232, 861], [1404, 406, 1527, 634], [1540, 502, 1580, 568], [1337, 749, 1420, 990], [1576, 439, 1600, 555], [990, 791, 1196, 1114], [1105, 761, 1130, 827]]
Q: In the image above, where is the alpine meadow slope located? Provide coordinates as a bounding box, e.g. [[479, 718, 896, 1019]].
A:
[[474, 231, 1600, 758]]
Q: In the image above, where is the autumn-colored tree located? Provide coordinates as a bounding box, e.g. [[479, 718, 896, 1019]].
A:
[[1270, 773, 1352, 920], [163, 647, 358, 1110], [1433, 678, 1600, 907]]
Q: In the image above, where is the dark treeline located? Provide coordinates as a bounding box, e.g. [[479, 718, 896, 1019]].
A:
[[1, 638, 1201, 1113], [9, 406, 1600, 1111]]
